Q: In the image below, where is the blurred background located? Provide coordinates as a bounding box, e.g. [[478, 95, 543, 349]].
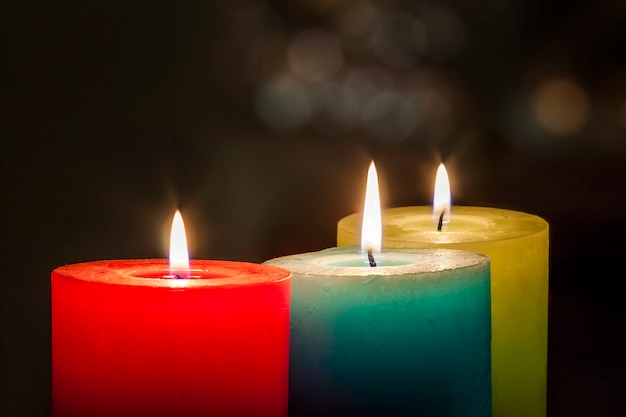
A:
[[2, 0, 625, 416]]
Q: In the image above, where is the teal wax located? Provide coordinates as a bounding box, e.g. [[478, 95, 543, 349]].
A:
[[265, 247, 491, 417]]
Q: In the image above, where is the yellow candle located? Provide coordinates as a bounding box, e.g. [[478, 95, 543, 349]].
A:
[[337, 205, 549, 417]]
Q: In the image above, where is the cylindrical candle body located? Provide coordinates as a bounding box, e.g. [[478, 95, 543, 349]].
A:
[[338, 206, 549, 417], [52, 260, 291, 417], [265, 247, 491, 417]]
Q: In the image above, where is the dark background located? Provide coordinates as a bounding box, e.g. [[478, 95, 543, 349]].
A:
[[2, 1, 625, 416]]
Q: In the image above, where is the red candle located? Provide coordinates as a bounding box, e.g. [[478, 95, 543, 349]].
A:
[[52, 213, 291, 417]]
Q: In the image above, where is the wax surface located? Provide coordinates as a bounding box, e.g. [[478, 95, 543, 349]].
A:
[[338, 206, 549, 417], [52, 259, 291, 417], [266, 247, 491, 417]]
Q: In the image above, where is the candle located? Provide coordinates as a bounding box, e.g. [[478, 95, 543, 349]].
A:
[[52, 211, 292, 417], [337, 163, 550, 417], [265, 162, 492, 417]]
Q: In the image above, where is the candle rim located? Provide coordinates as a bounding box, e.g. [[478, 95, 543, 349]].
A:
[[52, 259, 291, 288], [338, 205, 549, 244], [265, 247, 490, 277]]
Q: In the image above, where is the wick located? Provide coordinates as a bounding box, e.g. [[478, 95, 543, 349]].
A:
[[367, 248, 377, 267], [437, 211, 444, 232], [175, 274, 184, 279]]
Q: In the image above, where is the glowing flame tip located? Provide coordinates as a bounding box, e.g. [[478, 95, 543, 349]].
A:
[[169, 210, 190, 277], [361, 161, 382, 254], [433, 163, 451, 228]]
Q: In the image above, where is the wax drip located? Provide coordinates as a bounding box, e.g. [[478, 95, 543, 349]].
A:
[[367, 248, 377, 267]]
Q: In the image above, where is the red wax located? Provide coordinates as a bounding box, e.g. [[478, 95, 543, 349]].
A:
[[52, 259, 291, 417]]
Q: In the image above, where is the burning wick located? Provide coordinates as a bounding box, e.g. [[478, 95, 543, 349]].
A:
[[175, 274, 185, 279], [367, 248, 377, 267], [437, 211, 445, 232]]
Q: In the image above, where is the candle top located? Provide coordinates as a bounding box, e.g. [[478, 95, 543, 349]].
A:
[[265, 247, 489, 277], [338, 206, 548, 245], [52, 259, 291, 288]]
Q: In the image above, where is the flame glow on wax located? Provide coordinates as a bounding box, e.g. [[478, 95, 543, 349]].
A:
[[432, 163, 451, 228], [360, 161, 382, 256], [169, 210, 190, 278]]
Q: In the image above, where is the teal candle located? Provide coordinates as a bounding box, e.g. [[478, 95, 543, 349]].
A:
[[264, 247, 492, 417]]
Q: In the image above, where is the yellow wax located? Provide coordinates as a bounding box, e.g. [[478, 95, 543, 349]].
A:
[[337, 206, 549, 417]]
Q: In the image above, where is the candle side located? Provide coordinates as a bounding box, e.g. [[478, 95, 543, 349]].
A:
[[266, 247, 492, 417], [52, 259, 291, 417], [338, 206, 549, 417]]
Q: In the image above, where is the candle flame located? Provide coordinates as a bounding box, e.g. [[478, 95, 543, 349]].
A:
[[169, 210, 190, 278], [361, 161, 382, 255], [433, 163, 451, 228]]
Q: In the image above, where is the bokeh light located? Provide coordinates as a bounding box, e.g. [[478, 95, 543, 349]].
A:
[[255, 75, 313, 130], [288, 29, 343, 84], [372, 13, 426, 67], [334, 1, 379, 51], [219, 0, 624, 152], [309, 80, 359, 135], [360, 89, 418, 142], [532, 78, 590, 136]]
